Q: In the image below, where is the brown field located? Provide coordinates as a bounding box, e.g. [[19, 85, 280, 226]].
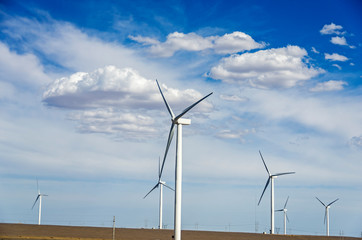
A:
[[0, 223, 358, 240]]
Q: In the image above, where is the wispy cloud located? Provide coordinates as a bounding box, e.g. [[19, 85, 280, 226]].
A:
[[130, 31, 265, 57], [208, 45, 324, 89], [325, 53, 349, 62], [309, 80, 347, 92]]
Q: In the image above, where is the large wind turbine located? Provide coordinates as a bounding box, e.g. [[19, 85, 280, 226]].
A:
[[276, 196, 290, 235], [156, 80, 212, 240], [144, 157, 174, 229], [31, 179, 48, 225], [316, 197, 339, 236], [257, 151, 295, 234]]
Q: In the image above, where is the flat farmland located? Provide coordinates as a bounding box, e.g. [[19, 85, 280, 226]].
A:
[[0, 223, 358, 240]]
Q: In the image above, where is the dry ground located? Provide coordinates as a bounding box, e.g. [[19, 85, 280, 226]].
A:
[[0, 223, 358, 240]]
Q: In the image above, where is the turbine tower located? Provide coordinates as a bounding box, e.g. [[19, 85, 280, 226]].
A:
[[276, 196, 290, 235], [31, 179, 48, 225], [257, 151, 295, 234], [156, 80, 212, 240], [144, 157, 174, 229], [316, 197, 339, 236]]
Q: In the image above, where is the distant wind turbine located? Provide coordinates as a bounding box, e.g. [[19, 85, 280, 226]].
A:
[[31, 179, 48, 225], [156, 80, 212, 240], [144, 157, 174, 229], [257, 151, 295, 234], [316, 197, 339, 236], [276, 196, 290, 235]]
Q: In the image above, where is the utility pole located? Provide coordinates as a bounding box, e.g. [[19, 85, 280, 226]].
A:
[[112, 216, 115, 240]]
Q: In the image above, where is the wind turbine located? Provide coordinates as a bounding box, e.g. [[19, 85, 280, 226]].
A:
[[316, 197, 339, 236], [156, 80, 212, 240], [31, 179, 48, 225], [276, 196, 290, 235], [144, 157, 174, 229], [257, 151, 295, 234]]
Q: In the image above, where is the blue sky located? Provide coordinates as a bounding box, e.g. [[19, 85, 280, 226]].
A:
[[0, 0, 361, 237]]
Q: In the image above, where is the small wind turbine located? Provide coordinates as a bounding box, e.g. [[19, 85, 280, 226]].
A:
[[144, 157, 174, 229], [156, 80, 212, 240], [257, 151, 295, 234], [276, 196, 290, 235], [31, 179, 48, 225], [316, 197, 339, 236]]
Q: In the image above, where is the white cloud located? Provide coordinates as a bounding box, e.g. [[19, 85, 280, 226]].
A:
[[43, 65, 213, 137], [219, 94, 248, 102], [309, 80, 347, 92], [208, 45, 324, 89], [311, 47, 319, 54], [325, 53, 349, 62], [130, 31, 265, 57], [0, 42, 50, 88], [332, 64, 342, 70], [215, 129, 254, 141], [320, 23, 344, 35], [330, 36, 348, 46]]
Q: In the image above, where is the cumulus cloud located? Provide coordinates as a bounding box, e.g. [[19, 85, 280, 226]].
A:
[[320, 23, 344, 35], [330, 36, 348, 46], [43, 65, 213, 138], [309, 80, 347, 92], [325, 53, 349, 62], [311, 47, 319, 54], [130, 31, 265, 57], [208, 45, 324, 89]]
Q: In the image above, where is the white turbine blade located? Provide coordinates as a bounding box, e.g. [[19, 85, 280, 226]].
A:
[[258, 177, 270, 205], [156, 80, 175, 119], [161, 182, 175, 191], [159, 123, 176, 179], [327, 198, 339, 206], [174, 92, 213, 121], [284, 196, 289, 209], [32, 195, 40, 209], [143, 183, 159, 199], [259, 151, 270, 176], [316, 197, 326, 207], [273, 172, 295, 177]]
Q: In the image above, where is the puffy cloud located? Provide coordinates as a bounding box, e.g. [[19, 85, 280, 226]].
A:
[[130, 31, 265, 57], [309, 80, 347, 92], [311, 47, 319, 54], [208, 45, 324, 89], [330, 36, 348, 46], [325, 53, 349, 62], [332, 64, 342, 70], [43, 65, 213, 137], [320, 23, 344, 35]]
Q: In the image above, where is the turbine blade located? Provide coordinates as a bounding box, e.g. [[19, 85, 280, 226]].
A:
[[259, 151, 270, 176], [159, 123, 175, 179], [327, 198, 339, 206], [284, 196, 289, 209], [158, 156, 161, 177], [258, 177, 270, 205], [275, 209, 283, 212], [286, 213, 290, 223], [273, 172, 295, 177], [143, 183, 159, 199], [156, 80, 175, 119], [324, 209, 327, 224], [32, 195, 40, 209], [316, 197, 326, 207], [174, 92, 213, 121], [161, 182, 175, 191]]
